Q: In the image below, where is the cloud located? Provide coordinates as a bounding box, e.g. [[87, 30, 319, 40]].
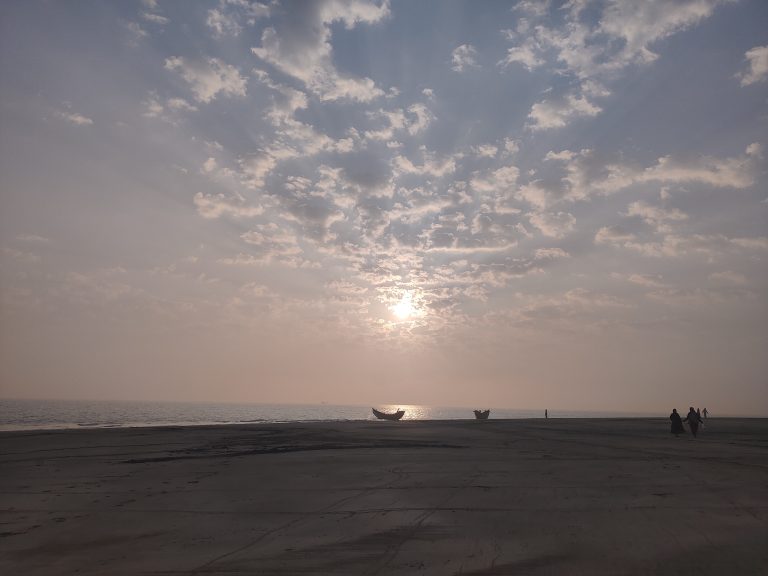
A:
[[512, 0, 551, 18], [207, 9, 242, 37], [406, 103, 433, 135], [2, 247, 41, 264], [640, 145, 761, 189], [142, 93, 198, 122], [193, 193, 264, 219], [532, 0, 731, 80], [503, 0, 730, 127], [536, 143, 762, 205], [393, 149, 457, 179], [595, 225, 636, 246], [625, 201, 687, 233], [730, 237, 768, 251], [597, 228, 768, 260], [363, 103, 433, 141], [55, 109, 93, 126], [527, 93, 601, 130], [503, 139, 519, 156], [737, 45, 768, 86], [451, 44, 479, 72], [125, 21, 148, 45], [141, 12, 170, 25], [534, 247, 570, 260], [470, 165, 520, 200], [498, 39, 544, 70], [471, 144, 499, 159], [597, 0, 730, 72], [16, 234, 50, 244], [528, 211, 576, 238], [627, 274, 667, 288], [165, 57, 247, 103], [251, 0, 389, 102], [239, 150, 285, 189], [207, 1, 270, 38], [239, 223, 304, 264], [708, 271, 748, 286]]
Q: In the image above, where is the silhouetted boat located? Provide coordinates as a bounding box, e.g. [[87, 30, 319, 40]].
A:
[[372, 408, 405, 421], [473, 409, 490, 419]]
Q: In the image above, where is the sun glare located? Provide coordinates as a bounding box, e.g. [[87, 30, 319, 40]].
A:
[[392, 294, 415, 320]]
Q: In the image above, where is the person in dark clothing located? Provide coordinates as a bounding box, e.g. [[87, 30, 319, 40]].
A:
[[670, 409, 685, 436], [683, 406, 703, 438]]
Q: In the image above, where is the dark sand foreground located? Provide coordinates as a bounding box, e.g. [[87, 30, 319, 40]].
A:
[[1, 418, 766, 575]]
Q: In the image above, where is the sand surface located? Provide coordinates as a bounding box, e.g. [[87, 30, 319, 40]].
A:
[[1, 418, 766, 575]]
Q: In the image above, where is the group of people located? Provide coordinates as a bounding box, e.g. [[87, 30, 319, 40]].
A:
[[670, 407, 708, 437]]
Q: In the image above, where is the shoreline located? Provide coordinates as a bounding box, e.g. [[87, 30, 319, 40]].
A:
[[2, 415, 760, 434], [1, 418, 766, 574]]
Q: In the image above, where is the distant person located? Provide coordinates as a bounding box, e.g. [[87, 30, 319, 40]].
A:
[[669, 409, 685, 436], [703, 408, 708, 419], [545, 409, 548, 419], [683, 406, 703, 438], [697, 408, 702, 419]]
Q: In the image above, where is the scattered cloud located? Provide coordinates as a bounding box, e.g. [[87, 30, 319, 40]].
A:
[[451, 44, 479, 72], [625, 201, 687, 233], [708, 270, 748, 286], [142, 93, 198, 122], [55, 109, 93, 126], [141, 12, 170, 25], [16, 234, 50, 244], [527, 93, 601, 131], [165, 57, 247, 103], [125, 21, 148, 45], [207, 1, 269, 38], [502, 0, 731, 129], [528, 211, 576, 238], [498, 38, 544, 70], [251, 0, 390, 102], [193, 193, 264, 219], [737, 45, 768, 86]]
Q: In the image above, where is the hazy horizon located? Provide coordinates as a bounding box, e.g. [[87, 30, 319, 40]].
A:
[[1, 1, 767, 416]]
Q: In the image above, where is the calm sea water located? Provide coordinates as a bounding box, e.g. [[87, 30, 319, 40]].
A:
[[0, 399, 658, 431]]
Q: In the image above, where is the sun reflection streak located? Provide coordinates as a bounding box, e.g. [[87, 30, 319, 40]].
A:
[[377, 404, 429, 420]]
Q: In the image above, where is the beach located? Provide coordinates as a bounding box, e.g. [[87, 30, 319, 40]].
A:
[[1, 418, 766, 575]]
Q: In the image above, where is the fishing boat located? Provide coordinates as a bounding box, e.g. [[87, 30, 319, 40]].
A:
[[473, 409, 490, 419], [372, 407, 405, 421]]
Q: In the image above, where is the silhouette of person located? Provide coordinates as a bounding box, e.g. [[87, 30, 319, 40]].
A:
[[545, 409, 548, 419], [683, 406, 703, 438], [697, 408, 702, 419], [669, 408, 685, 436], [703, 408, 708, 419]]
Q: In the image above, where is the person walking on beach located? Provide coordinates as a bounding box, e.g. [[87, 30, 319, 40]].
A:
[[703, 408, 708, 419], [545, 409, 548, 419], [670, 408, 685, 437], [683, 406, 703, 438]]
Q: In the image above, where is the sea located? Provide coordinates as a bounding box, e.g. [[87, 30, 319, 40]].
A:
[[0, 399, 659, 431]]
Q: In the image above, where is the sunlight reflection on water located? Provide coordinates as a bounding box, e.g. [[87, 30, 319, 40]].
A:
[[375, 404, 483, 420]]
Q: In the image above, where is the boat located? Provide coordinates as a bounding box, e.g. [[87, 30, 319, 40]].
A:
[[473, 409, 490, 419], [372, 407, 405, 421]]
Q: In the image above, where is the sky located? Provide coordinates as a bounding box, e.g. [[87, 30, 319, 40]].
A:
[[1, 0, 767, 415]]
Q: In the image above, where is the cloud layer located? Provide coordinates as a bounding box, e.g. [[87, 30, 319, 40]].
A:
[[1, 0, 766, 414]]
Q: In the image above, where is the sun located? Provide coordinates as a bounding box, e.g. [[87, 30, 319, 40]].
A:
[[392, 293, 415, 320]]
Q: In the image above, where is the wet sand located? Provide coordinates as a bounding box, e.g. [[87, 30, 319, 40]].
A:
[[1, 418, 766, 575]]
